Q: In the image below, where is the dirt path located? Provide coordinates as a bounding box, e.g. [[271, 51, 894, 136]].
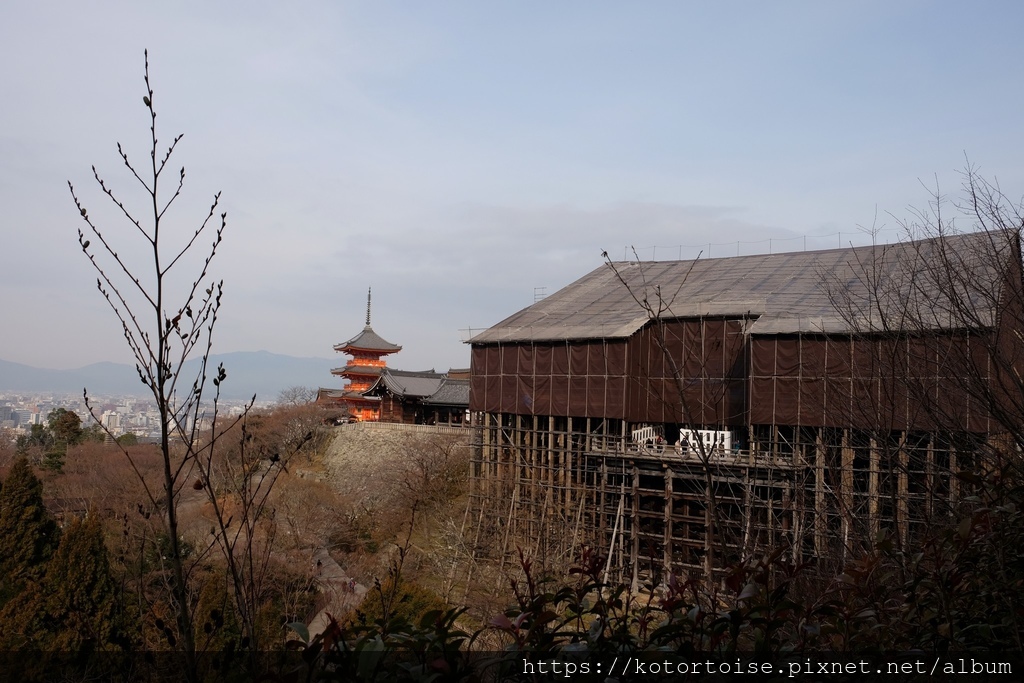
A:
[[307, 547, 367, 638]]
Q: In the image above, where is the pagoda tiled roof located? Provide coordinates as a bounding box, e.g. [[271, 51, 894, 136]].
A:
[[316, 387, 381, 402], [331, 364, 384, 377], [334, 325, 401, 353]]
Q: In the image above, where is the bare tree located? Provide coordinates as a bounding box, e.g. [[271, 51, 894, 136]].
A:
[[826, 169, 1022, 441], [278, 386, 318, 406], [900, 169, 1024, 455], [820, 165, 1024, 553], [69, 52, 288, 679], [603, 250, 737, 580]]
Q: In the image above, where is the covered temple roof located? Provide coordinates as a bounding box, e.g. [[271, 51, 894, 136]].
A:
[[468, 231, 1013, 344]]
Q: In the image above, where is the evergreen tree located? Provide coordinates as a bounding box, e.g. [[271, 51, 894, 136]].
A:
[[40, 513, 133, 651], [0, 512, 136, 679], [15, 423, 54, 456], [47, 408, 83, 446], [0, 457, 59, 604]]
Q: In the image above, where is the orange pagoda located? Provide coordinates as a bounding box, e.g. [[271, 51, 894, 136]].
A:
[[329, 288, 401, 421]]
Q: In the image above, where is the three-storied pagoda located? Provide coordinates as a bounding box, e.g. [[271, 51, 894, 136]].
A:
[[329, 289, 401, 421]]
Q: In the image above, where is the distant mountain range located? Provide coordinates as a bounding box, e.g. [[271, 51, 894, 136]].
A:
[[0, 352, 341, 400]]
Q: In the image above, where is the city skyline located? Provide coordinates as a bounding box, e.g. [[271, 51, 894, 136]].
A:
[[3, 1, 1023, 374]]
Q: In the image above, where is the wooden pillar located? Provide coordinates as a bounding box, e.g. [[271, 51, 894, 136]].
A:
[[516, 414, 525, 539], [898, 432, 909, 547], [815, 428, 826, 558], [926, 434, 935, 520], [704, 477, 714, 578], [598, 458, 608, 546], [782, 482, 792, 559], [497, 415, 505, 497], [841, 429, 854, 558], [768, 466, 777, 551], [631, 462, 640, 592], [472, 416, 484, 500], [529, 416, 538, 515], [792, 475, 803, 563], [618, 469, 628, 584], [664, 466, 674, 579], [869, 437, 879, 541], [565, 429, 574, 514], [499, 414, 507, 492], [949, 438, 959, 504], [488, 414, 496, 491], [743, 464, 753, 558], [548, 415, 556, 509]]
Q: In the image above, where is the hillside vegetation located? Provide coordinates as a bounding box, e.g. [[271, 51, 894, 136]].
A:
[[2, 413, 1024, 680]]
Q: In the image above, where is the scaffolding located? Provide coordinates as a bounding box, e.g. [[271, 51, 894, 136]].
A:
[[468, 413, 979, 581], [464, 232, 1019, 581]]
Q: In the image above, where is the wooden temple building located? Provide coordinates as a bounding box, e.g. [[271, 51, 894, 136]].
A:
[[365, 369, 471, 426], [466, 229, 1024, 581]]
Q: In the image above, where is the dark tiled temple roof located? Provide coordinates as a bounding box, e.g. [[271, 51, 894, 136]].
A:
[[366, 368, 445, 399], [421, 378, 470, 407]]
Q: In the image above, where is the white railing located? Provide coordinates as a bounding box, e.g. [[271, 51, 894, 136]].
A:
[[588, 437, 797, 468], [679, 428, 733, 455]]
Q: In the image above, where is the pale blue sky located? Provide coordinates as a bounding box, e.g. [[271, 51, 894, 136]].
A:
[[2, 1, 1023, 377]]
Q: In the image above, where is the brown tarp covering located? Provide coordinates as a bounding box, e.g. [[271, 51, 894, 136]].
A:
[[470, 318, 746, 423], [469, 230, 1021, 436], [624, 318, 746, 425], [748, 333, 995, 431], [470, 340, 629, 418], [472, 322, 1003, 432]]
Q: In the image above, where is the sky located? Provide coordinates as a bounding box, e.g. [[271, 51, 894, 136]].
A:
[[2, 1, 1024, 377]]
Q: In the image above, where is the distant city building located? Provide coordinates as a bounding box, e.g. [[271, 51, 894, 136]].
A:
[[0, 405, 14, 429], [102, 410, 121, 433]]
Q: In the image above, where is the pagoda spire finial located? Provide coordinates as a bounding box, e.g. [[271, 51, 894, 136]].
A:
[[366, 287, 372, 327]]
